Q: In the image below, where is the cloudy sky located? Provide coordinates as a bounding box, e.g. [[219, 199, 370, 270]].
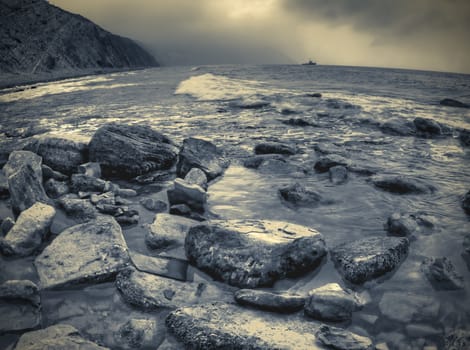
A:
[[50, 0, 470, 73]]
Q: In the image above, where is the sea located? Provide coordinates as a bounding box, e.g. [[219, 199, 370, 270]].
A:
[[0, 64, 470, 349]]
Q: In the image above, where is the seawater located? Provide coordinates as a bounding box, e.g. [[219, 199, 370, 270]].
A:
[[0, 65, 470, 349]]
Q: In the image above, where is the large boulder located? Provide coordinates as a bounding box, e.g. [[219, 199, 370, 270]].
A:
[[0, 202, 55, 257], [185, 220, 327, 288], [24, 134, 89, 174], [440, 98, 469, 108], [145, 213, 198, 249], [372, 175, 435, 194], [176, 137, 228, 180], [14, 324, 108, 350], [166, 302, 322, 349], [35, 216, 129, 289], [234, 289, 306, 313], [331, 236, 409, 284], [413, 117, 442, 137], [89, 123, 178, 178]]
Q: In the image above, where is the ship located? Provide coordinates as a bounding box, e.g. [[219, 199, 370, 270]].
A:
[[302, 60, 317, 66]]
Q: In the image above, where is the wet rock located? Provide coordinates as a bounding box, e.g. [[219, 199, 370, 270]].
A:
[[130, 252, 189, 281], [35, 216, 129, 289], [281, 118, 315, 127], [89, 122, 178, 178], [314, 154, 349, 173], [459, 129, 470, 147], [1, 217, 15, 235], [0, 280, 41, 333], [331, 236, 409, 284], [4, 151, 50, 213], [115, 319, 163, 350], [41, 164, 68, 181], [379, 119, 416, 136], [372, 175, 436, 194], [58, 197, 98, 222], [234, 289, 306, 313], [379, 291, 439, 323], [329, 165, 348, 184], [440, 98, 469, 108], [254, 141, 297, 155], [0, 202, 55, 257], [140, 198, 168, 212], [304, 283, 364, 322], [421, 257, 464, 290], [167, 178, 206, 211], [146, 213, 198, 249], [77, 162, 101, 178], [14, 324, 107, 350], [96, 204, 125, 216], [185, 219, 327, 288], [116, 268, 231, 309], [413, 117, 442, 137], [445, 329, 470, 350], [115, 212, 140, 226], [258, 158, 306, 176], [231, 98, 270, 109], [44, 178, 69, 198], [24, 134, 89, 174], [70, 173, 107, 193], [279, 182, 323, 207], [166, 302, 320, 349], [462, 190, 470, 214], [184, 167, 208, 190], [176, 137, 228, 180], [169, 204, 192, 216], [243, 154, 285, 169], [385, 213, 417, 236], [316, 325, 373, 350], [463, 234, 470, 271]]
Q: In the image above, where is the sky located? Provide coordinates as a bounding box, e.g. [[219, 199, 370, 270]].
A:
[[50, 0, 470, 73]]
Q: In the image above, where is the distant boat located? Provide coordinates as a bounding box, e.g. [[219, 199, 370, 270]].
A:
[[302, 60, 317, 66]]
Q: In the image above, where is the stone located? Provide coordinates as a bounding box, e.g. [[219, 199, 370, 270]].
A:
[[184, 167, 208, 189], [166, 302, 320, 349], [462, 190, 470, 214], [41, 164, 68, 181], [77, 162, 101, 178], [115, 319, 163, 350], [146, 213, 198, 249], [130, 252, 189, 281], [385, 213, 417, 236], [169, 204, 192, 216], [316, 325, 373, 350], [90, 191, 115, 206], [14, 324, 107, 350], [279, 182, 324, 207], [372, 175, 435, 194], [116, 268, 231, 310], [70, 173, 107, 193], [0, 202, 55, 257], [176, 137, 228, 180], [0, 280, 41, 333], [234, 289, 306, 313], [379, 291, 440, 323], [89, 122, 178, 178], [24, 134, 89, 174], [254, 142, 296, 155], [413, 117, 442, 136], [140, 198, 168, 212], [4, 151, 49, 213], [35, 216, 129, 289], [58, 197, 98, 222], [44, 178, 69, 198], [117, 188, 137, 197], [463, 234, 470, 271], [281, 118, 315, 127], [445, 329, 470, 350], [459, 129, 470, 147], [167, 178, 207, 211], [329, 165, 348, 184], [440, 98, 469, 108], [115, 214, 139, 226], [185, 220, 327, 288], [243, 154, 285, 169], [304, 283, 364, 322], [379, 119, 416, 136], [331, 236, 409, 284], [307, 92, 322, 97], [1, 217, 15, 235], [0, 170, 9, 198], [314, 155, 349, 173], [421, 257, 464, 290]]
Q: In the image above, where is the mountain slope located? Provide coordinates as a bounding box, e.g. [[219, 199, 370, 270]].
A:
[[0, 0, 158, 75]]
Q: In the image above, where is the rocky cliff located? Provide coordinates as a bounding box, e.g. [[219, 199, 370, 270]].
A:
[[0, 0, 158, 75]]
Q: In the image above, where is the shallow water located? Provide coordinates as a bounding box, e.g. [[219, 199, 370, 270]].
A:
[[1, 65, 470, 349]]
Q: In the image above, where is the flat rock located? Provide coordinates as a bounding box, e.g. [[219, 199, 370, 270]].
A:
[[176, 137, 228, 180], [184, 167, 208, 189], [130, 252, 188, 281], [35, 216, 129, 289], [331, 236, 409, 284], [146, 213, 198, 249], [329, 165, 348, 184], [185, 219, 327, 288], [316, 325, 373, 350], [234, 289, 306, 313], [0, 202, 55, 257], [440, 98, 469, 108], [114, 319, 163, 350], [372, 175, 435, 194], [166, 302, 322, 349], [279, 182, 324, 207], [421, 257, 464, 290], [379, 291, 440, 323], [254, 142, 297, 155], [14, 324, 107, 350], [304, 283, 364, 322], [24, 134, 89, 174], [89, 122, 178, 178], [314, 155, 349, 173], [116, 268, 231, 310], [167, 178, 206, 211]]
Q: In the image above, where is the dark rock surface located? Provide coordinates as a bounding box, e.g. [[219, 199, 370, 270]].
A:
[[281, 118, 315, 127], [41, 164, 67, 181], [379, 119, 416, 136], [385, 213, 417, 236], [459, 129, 470, 147], [70, 173, 107, 193], [463, 234, 470, 271], [316, 325, 373, 350], [140, 198, 168, 212], [279, 182, 324, 207], [58, 197, 98, 222], [254, 142, 297, 155], [462, 190, 470, 214], [445, 329, 470, 350], [372, 175, 436, 194], [184, 167, 208, 190], [44, 178, 69, 198], [421, 257, 464, 290], [413, 117, 442, 137], [35, 216, 129, 289], [234, 289, 306, 313], [89, 123, 178, 178], [176, 137, 228, 180], [1, 216, 15, 235], [114, 319, 163, 350], [331, 236, 409, 284], [146, 213, 198, 249], [329, 165, 348, 184], [0, 170, 9, 198], [185, 219, 327, 288], [243, 154, 285, 169], [77, 162, 102, 178], [167, 178, 207, 211], [166, 302, 321, 349], [314, 155, 349, 173], [440, 98, 469, 108]]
